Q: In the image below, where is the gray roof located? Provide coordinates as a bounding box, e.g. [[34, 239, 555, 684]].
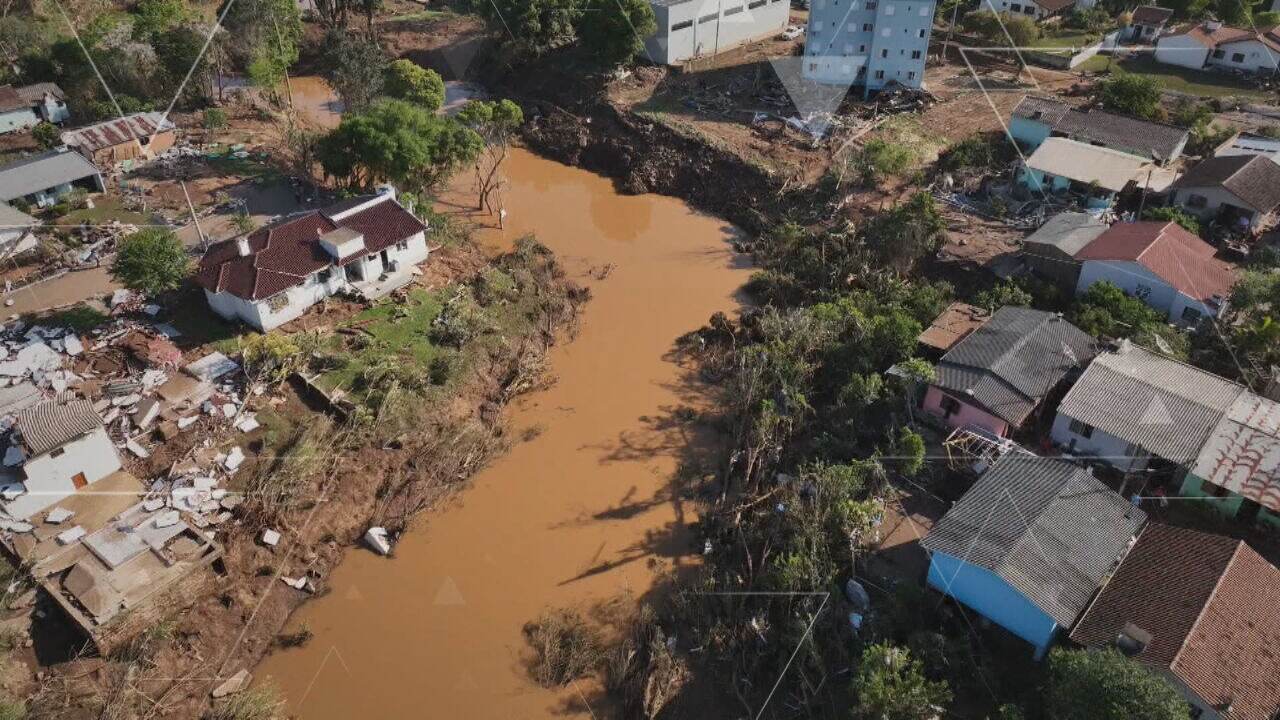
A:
[[1012, 96, 1189, 162], [1057, 343, 1243, 465], [15, 83, 64, 103], [1022, 212, 1109, 258], [935, 307, 1097, 426], [0, 150, 100, 202], [923, 453, 1146, 626], [0, 203, 36, 230], [15, 399, 103, 456]]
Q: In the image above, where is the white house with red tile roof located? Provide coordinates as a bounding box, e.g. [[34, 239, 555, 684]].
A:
[[1074, 221, 1237, 324], [195, 191, 428, 331], [1154, 20, 1280, 73]]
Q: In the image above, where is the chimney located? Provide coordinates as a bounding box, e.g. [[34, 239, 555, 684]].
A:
[[235, 236, 251, 257]]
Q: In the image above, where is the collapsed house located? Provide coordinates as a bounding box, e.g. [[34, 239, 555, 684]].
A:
[[60, 112, 177, 170]]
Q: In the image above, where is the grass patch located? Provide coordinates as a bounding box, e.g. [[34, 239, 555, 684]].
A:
[[206, 682, 284, 720], [1079, 54, 1274, 99], [382, 9, 453, 22], [52, 196, 153, 227], [316, 288, 446, 396], [523, 608, 605, 687], [1030, 31, 1101, 48]]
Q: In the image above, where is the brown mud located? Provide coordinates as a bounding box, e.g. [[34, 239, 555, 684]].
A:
[[255, 149, 751, 718]]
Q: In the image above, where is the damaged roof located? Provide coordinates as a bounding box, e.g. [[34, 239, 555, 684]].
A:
[[1071, 524, 1280, 720], [1013, 96, 1189, 162], [934, 306, 1096, 426], [15, 398, 103, 456], [1130, 5, 1174, 24], [194, 194, 427, 301], [1192, 392, 1280, 514], [1075, 221, 1237, 302], [918, 302, 990, 353], [1172, 154, 1280, 213], [923, 453, 1145, 627], [60, 112, 175, 153]]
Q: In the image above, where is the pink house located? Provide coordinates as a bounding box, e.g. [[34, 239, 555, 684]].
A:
[[923, 306, 1096, 437]]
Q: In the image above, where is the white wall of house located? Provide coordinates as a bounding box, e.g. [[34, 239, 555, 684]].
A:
[[7, 427, 121, 520], [205, 229, 429, 332], [645, 0, 791, 66], [1076, 259, 1222, 323], [1154, 34, 1210, 69], [37, 96, 69, 124], [1170, 185, 1269, 231], [984, 0, 1048, 20], [1207, 39, 1280, 74], [1050, 412, 1151, 472]]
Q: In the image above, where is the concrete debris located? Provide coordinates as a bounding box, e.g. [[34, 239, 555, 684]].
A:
[[211, 670, 252, 699], [125, 439, 150, 458], [142, 497, 165, 512], [223, 447, 245, 472], [364, 526, 392, 556], [63, 335, 83, 356], [0, 519, 31, 532], [153, 510, 180, 528], [0, 343, 61, 378], [281, 576, 308, 590], [234, 415, 260, 433], [44, 507, 74, 524], [109, 289, 134, 308], [260, 528, 281, 548], [177, 416, 198, 430], [184, 352, 240, 383], [56, 526, 86, 545], [2, 446, 23, 467]]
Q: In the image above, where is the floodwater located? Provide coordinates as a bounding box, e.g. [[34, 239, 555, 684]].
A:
[[254, 147, 751, 717]]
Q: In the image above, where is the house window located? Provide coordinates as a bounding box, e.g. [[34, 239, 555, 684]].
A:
[[49, 447, 65, 458], [1022, 5, 1034, 13], [918, 28, 927, 38], [863, 23, 873, 30], [724, 5, 743, 15], [859, 44, 866, 52], [1212, 49, 1225, 59], [396, 240, 409, 251], [939, 394, 961, 416], [1068, 418, 1094, 438], [672, 20, 693, 31], [699, 13, 717, 23], [881, 48, 889, 57], [1186, 193, 1208, 208], [1232, 52, 1245, 63], [1181, 306, 1203, 323], [874, 69, 886, 79], [866, 0, 877, 8], [1010, 3, 1021, 9], [748, 0, 766, 8], [907, 71, 916, 80], [911, 50, 922, 59]]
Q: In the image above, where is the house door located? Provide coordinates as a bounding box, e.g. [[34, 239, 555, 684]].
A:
[[72, 472, 87, 489]]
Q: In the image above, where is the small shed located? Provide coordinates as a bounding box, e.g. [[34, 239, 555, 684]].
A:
[[1020, 212, 1109, 291]]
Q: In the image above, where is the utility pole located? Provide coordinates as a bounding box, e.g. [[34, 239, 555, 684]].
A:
[[181, 180, 207, 252]]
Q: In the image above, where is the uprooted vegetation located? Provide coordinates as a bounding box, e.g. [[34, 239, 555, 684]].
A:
[[18, 232, 587, 720]]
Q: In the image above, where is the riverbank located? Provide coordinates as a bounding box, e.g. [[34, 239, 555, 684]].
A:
[[253, 149, 750, 718]]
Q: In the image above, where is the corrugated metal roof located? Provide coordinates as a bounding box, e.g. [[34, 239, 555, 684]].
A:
[[1022, 211, 1109, 257], [1057, 343, 1243, 464], [1012, 96, 1189, 163], [1024, 138, 1152, 193], [1193, 392, 1280, 513], [934, 307, 1096, 426], [0, 150, 101, 202], [15, 399, 103, 456], [923, 453, 1146, 626], [59, 112, 175, 153]]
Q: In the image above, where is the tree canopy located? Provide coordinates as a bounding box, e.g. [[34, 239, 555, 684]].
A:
[[384, 59, 446, 112], [577, 0, 657, 65], [1099, 74, 1163, 120], [324, 30, 388, 112], [317, 100, 482, 191], [1046, 649, 1188, 720], [852, 643, 952, 720], [110, 228, 191, 297]]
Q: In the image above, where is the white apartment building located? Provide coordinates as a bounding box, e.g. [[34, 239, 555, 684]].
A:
[[803, 0, 936, 95], [644, 0, 792, 65]]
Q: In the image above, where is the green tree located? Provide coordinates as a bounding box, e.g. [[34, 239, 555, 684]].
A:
[[865, 192, 947, 273], [132, 0, 191, 38], [318, 99, 482, 191], [110, 228, 190, 297], [383, 59, 445, 112], [1070, 280, 1165, 338], [457, 99, 524, 213], [576, 0, 656, 66], [324, 30, 387, 112], [31, 121, 59, 149], [1047, 649, 1187, 720], [852, 138, 915, 185], [1099, 74, 1163, 120], [974, 280, 1033, 311], [852, 643, 951, 720], [1141, 205, 1201, 235], [476, 0, 582, 55], [222, 0, 303, 88], [204, 107, 229, 130]]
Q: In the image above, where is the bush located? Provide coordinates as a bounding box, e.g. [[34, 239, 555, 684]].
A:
[[1047, 648, 1187, 720], [1141, 205, 1201, 235], [109, 228, 191, 297], [31, 121, 59, 149], [203, 107, 229, 130], [383, 59, 445, 112], [523, 608, 604, 687], [1099, 74, 1163, 120]]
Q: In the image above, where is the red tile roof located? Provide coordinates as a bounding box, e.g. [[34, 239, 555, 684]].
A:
[[195, 195, 427, 301], [1075, 221, 1237, 302], [1072, 524, 1280, 720], [60, 112, 175, 153], [1168, 22, 1280, 54]]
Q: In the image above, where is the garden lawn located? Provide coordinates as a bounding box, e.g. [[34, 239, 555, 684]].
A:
[[317, 288, 445, 396], [1077, 54, 1275, 99]]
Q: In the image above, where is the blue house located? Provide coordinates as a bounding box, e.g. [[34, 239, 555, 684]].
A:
[[1009, 95, 1189, 164], [922, 454, 1145, 658]]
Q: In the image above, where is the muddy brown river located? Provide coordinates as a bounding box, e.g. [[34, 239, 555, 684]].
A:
[[255, 146, 750, 717]]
